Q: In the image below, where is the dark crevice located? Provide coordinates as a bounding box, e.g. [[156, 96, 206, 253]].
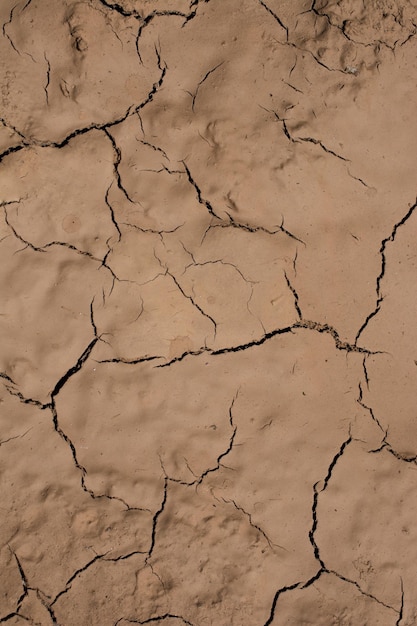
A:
[[105, 184, 122, 240], [222, 212, 306, 246], [51, 553, 108, 606], [196, 394, 237, 484], [145, 477, 168, 560], [155, 348, 208, 368], [103, 129, 136, 204], [0, 143, 25, 164], [370, 434, 417, 465], [98, 355, 164, 365], [263, 106, 349, 163], [44, 53, 51, 105], [2, 4, 21, 56], [212, 326, 294, 355], [0, 47, 166, 155], [297, 135, 349, 162], [396, 579, 404, 625], [225, 498, 288, 552], [135, 45, 167, 113], [189, 62, 224, 111], [182, 161, 221, 219], [167, 271, 217, 335], [13, 551, 29, 611], [284, 271, 302, 319], [357, 381, 384, 431], [309, 434, 352, 568], [50, 338, 98, 398], [258, 0, 288, 40], [355, 198, 417, 344], [327, 569, 399, 613], [263, 569, 323, 626], [1, 201, 45, 252], [115, 614, 195, 625], [294, 319, 380, 354]]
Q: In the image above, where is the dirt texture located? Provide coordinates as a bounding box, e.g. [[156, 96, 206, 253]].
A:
[[1, 0, 417, 624]]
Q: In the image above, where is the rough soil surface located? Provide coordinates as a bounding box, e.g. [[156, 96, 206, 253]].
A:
[[1, 0, 417, 624]]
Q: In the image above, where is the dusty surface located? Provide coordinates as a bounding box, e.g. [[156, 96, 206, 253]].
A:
[[1, 0, 417, 624]]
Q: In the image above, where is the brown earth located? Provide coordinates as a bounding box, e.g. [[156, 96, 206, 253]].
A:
[[1, 0, 417, 624]]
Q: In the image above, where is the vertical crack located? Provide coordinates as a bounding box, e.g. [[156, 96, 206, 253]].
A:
[[44, 53, 51, 106], [145, 477, 168, 561], [103, 129, 135, 204], [355, 198, 417, 344], [284, 270, 302, 319], [309, 433, 353, 568]]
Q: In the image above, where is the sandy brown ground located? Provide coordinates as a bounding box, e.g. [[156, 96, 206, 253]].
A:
[[1, 0, 417, 624]]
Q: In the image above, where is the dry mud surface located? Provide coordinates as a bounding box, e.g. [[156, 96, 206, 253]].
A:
[[1, 0, 417, 624]]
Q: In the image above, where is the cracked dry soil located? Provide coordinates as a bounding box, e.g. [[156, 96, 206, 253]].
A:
[[1, 0, 417, 624]]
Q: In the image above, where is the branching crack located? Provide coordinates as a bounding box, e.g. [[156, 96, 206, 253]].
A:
[[195, 393, 237, 484], [357, 381, 384, 431], [103, 129, 135, 203]]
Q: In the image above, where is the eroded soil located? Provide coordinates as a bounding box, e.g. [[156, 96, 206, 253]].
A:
[[1, 0, 417, 624]]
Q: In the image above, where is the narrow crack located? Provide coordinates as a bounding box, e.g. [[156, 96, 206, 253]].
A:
[[0, 45, 166, 154], [145, 477, 168, 561], [194, 393, 237, 484], [284, 271, 302, 319], [221, 212, 306, 246], [1, 201, 45, 252], [212, 325, 294, 355], [370, 433, 417, 466], [115, 615, 195, 625], [224, 498, 288, 552], [98, 355, 164, 365], [355, 198, 417, 344], [326, 569, 399, 613], [357, 381, 384, 431], [104, 184, 122, 241], [189, 61, 224, 111], [103, 129, 135, 204], [44, 53, 51, 106], [396, 578, 404, 626], [263, 569, 323, 626], [309, 434, 353, 568], [51, 553, 108, 606], [167, 270, 217, 336], [2, 4, 20, 56], [262, 106, 350, 162], [182, 161, 221, 219], [12, 551, 29, 612], [258, 0, 288, 40]]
